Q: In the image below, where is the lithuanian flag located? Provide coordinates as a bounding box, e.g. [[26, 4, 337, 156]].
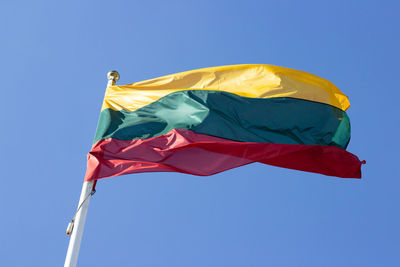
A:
[[85, 64, 364, 181]]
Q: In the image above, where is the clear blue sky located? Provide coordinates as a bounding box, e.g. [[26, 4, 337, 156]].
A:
[[1, 0, 399, 266]]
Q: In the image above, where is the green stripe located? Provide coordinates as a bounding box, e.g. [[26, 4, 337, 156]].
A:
[[94, 90, 351, 149]]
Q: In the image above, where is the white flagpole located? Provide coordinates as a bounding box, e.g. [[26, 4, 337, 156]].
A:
[[64, 71, 120, 267]]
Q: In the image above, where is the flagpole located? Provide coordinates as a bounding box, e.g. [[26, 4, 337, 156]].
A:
[[64, 71, 120, 267]]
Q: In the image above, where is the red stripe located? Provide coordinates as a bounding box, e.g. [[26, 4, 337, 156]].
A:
[[84, 129, 364, 181]]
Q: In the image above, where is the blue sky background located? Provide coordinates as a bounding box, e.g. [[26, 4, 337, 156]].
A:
[[1, 0, 399, 266]]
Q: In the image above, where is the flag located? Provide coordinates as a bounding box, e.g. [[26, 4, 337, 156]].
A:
[[85, 64, 364, 181]]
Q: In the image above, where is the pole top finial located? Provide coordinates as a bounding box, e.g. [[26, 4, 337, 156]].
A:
[[107, 70, 120, 82]]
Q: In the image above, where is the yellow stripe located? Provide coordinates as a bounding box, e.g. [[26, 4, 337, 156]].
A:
[[102, 64, 350, 112]]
